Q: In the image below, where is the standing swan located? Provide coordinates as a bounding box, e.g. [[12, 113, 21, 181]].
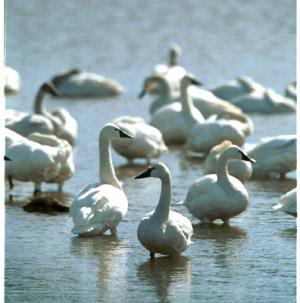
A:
[[182, 146, 255, 224], [69, 123, 133, 236], [135, 163, 193, 258]]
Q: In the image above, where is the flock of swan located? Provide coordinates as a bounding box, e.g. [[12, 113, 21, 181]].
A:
[[4, 45, 297, 259]]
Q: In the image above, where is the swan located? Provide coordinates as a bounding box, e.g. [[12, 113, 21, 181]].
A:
[[111, 116, 168, 163], [204, 140, 253, 183], [4, 66, 22, 94], [181, 145, 255, 224], [135, 162, 193, 258], [5, 128, 74, 195], [273, 188, 297, 217], [69, 123, 133, 236], [146, 74, 205, 145], [285, 81, 297, 102], [246, 135, 297, 178], [230, 88, 296, 113], [51, 68, 125, 98], [210, 75, 264, 100]]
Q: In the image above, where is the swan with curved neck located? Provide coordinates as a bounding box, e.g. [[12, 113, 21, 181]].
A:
[[135, 162, 193, 258], [69, 123, 133, 236], [182, 145, 255, 224], [145, 74, 204, 145]]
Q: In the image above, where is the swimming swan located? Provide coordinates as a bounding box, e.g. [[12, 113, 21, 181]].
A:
[[135, 162, 193, 258], [246, 135, 297, 178], [5, 128, 74, 195], [111, 116, 168, 163], [147, 74, 204, 145], [51, 68, 125, 98], [204, 140, 253, 183], [273, 187, 297, 217], [69, 123, 133, 236], [210, 75, 264, 100], [230, 89, 296, 113], [181, 145, 255, 224]]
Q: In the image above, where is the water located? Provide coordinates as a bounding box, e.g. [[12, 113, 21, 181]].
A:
[[4, 0, 297, 302]]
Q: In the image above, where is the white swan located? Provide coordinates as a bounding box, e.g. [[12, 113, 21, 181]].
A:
[[230, 88, 296, 113], [285, 81, 297, 102], [210, 75, 264, 100], [5, 66, 22, 95], [204, 140, 253, 183], [111, 116, 168, 163], [148, 74, 205, 145], [273, 188, 297, 217], [135, 162, 193, 258], [181, 145, 255, 224], [246, 135, 297, 178], [5, 128, 74, 195], [51, 68, 125, 98], [69, 123, 133, 236]]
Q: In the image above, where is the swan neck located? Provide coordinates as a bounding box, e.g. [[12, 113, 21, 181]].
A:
[[34, 89, 50, 117], [153, 173, 172, 222], [99, 135, 122, 190], [180, 85, 198, 126], [216, 153, 233, 190]]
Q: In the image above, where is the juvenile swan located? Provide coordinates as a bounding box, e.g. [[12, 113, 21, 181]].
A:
[[182, 146, 255, 224], [135, 163, 193, 259], [69, 123, 132, 236]]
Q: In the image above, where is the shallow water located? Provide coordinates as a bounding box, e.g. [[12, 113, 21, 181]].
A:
[[4, 0, 297, 302]]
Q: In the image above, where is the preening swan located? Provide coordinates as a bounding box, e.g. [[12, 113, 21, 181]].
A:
[[273, 188, 297, 217], [5, 128, 74, 195], [181, 145, 255, 224], [246, 135, 297, 178], [204, 140, 253, 183], [111, 116, 168, 163], [230, 89, 296, 113], [147, 74, 204, 145], [135, 162, 193, 258], [69, 123, 133, 236], [210, 75, 264, 100], [5, 66, 22, 95], [51, 68, 125, 98]]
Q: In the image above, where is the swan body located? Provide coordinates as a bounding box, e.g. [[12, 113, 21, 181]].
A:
[[5, 66, 22, 94], [210, 75, 264, 100], [273, 188, 297, 217], [182, 146, 255, 224], [204, 140, 253, 183], [135, 163, 193, 258], [111, 116, 168, 162], [51, 68, 125, 98], [246, 135, 297, 178], [5, 128, 74, 194], [147, 74, 204, 144], [230, 89, 296, 113], [69, 123, 132, 236]]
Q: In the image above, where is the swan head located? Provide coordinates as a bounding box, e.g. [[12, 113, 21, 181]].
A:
[[100, 123, 133, 140], [138, 75, 172, 99], [221, 145, 256, 163], [135, 162, 169, 180], [180, 74, 202, 89], [41, 82, 61, 97], [169, 44, 182, 66]]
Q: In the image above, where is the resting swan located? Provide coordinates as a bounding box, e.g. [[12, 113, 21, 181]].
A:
[[111, 116, 168, 163], [230, 88, 296, 113], [273, 188, 297, 217], [246, 135, 297, 178], [147, 74, 204, 145], [5, 66, 22, 95], [204, 140, 253, 183], [51, 68, 125, 98], [5, 128, 74, 195], [181, 145, 255, 224], [210, 75, 264, 100], [135, 162, 193, 258], [69, 123, 132, 236]]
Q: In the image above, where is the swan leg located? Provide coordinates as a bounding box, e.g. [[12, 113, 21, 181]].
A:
[[8, 175, 14, 189], [34, 183, 42, 196], [110, 227, 117, 235], [279, 172, 286, 179], [150, 252, 155, 259], [222, 218, 230, 225], [57, 182, 64, 193]]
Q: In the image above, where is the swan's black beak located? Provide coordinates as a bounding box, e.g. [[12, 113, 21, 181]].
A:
[[241, 151, 256, 163], [119, 129, 133, 139], [4, 156, 12, 161], [135, 168, 153, 179], [138, 88, 146, 99], [192, 78, 202, 86]]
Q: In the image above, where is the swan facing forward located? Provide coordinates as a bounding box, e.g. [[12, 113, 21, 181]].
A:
[[51, 68, 125, 98], [69, 123, 132, 236], [182, 146, 255, 224], [135, 163, 193, 259], [111, 116, 168, 163], [273, 188, 297, 217]]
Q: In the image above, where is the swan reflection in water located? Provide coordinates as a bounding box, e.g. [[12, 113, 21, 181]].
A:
[[137, 256, 191, 303]]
